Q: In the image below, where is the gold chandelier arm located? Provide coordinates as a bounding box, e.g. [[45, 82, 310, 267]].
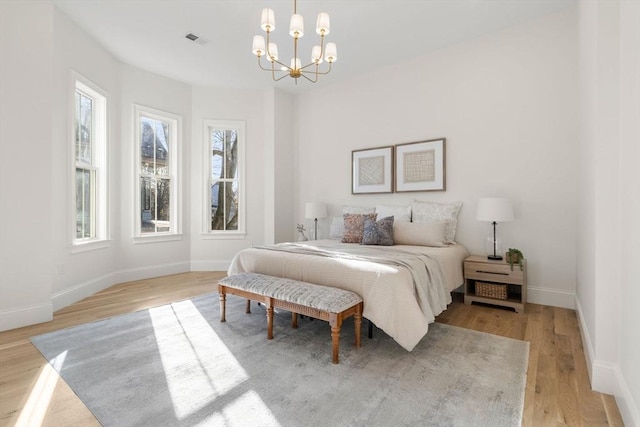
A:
[[299, 71, 318, 83], [272, 69, 290, 81], [301, 61, 333, 76]]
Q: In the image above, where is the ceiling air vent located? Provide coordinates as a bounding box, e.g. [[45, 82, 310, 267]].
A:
[[185, 33, 209, 45]]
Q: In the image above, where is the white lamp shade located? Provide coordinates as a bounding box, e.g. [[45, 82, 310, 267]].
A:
[[252, 35, 265, 56], [324, 43, 337, 63], [261, 8, 275, 32], [267, 43, 278, 61], [305, 202, 327, 219], [476, 198, 514, 222], [311, 45, 323, 64], [290, 57, 301, 70], [289, 13, 304, 37], [316, 12, 330, 35]]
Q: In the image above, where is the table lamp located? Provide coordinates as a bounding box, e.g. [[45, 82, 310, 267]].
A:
[[476, 198, 514, 260], [305, 202, 327, 240]]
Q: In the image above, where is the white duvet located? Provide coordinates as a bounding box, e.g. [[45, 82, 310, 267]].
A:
[[227, 240, 469, 351]]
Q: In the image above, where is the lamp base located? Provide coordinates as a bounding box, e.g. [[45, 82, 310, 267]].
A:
[[487, 255, 503, 261]]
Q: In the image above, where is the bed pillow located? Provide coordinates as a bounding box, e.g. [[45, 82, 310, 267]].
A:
[[329, 216, 344, 239], [361, 216, 394, 246], [342, 213, 377, 243], [411, 200, 463, 243], [393, 221, 448, 247], [342, 205, 375, 215], [375, 204, 411, 223]]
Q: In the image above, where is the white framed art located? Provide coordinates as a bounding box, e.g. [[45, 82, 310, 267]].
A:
[[352, 146, 394, 194], [395, 138, 446, 192]]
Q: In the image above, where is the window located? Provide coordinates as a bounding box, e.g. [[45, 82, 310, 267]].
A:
[[204, 120, 245, 236], [73, 77, 107, 246], [135, 106, 181, 237]]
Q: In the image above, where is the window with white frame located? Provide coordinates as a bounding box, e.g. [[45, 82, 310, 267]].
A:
[[73, 78, 107, 244], [205, 120, 245, 235], [135, 106, 180, 236]]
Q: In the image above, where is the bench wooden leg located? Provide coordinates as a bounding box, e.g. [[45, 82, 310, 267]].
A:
[[291, 312, 298, 329], [246, 299, 251, 314], [329, 313, 343, 364], [218, 286, 227, 322], [266, 298, 274, 340], [354, 303, 362, 348]]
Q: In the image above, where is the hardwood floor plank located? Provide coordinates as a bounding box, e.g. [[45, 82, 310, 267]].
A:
[[555, 334, 581, 425], [0, 272, 624, 427]]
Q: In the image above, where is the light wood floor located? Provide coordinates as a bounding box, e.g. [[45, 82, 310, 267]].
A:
[[0, 272, 624, 427]]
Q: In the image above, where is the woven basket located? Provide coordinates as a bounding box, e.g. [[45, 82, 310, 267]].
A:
[[475, 281, 508, 300]]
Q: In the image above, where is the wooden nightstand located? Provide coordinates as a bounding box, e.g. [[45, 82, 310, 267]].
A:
[[463, 255, 527, 313]]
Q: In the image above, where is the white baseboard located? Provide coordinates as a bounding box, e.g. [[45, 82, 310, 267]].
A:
[[0, 302, 53, 332], [111, 261, 191, 285], [190, 260, 231, 272], [50, 261, 191, 313], [575, 296, 640, 427], [52, 272, 116, 312], [526, 285, 575, 309]]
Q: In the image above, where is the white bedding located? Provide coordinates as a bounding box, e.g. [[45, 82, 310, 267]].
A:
[[227, 240, 469, 351]]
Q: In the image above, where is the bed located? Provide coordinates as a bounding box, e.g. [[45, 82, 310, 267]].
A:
[[227, 239, 469, 351]]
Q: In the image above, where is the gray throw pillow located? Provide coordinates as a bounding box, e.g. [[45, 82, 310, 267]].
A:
[[361, 216, 394, 246]]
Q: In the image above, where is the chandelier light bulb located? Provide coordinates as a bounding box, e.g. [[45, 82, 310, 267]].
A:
[[252, 35, 265, 56], [289, 13, 304, 38], [316, 12, 330, 35], [261, 8, 275, 32]]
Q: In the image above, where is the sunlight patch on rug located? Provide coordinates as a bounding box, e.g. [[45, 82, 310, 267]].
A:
[[149, 299, 277, 422]]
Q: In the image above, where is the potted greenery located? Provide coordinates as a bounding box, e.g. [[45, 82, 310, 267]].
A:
[[506, 248, 524, 271]]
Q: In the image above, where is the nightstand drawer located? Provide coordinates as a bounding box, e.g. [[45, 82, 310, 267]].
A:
[[464, 261, 524, 285]]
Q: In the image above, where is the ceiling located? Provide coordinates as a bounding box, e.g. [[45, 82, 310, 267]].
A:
[[52, 0, 575, 92]]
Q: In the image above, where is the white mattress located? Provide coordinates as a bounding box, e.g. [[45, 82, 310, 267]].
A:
[[227, 240, 469, 351]]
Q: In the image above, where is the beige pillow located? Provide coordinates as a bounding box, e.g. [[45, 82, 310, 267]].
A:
[[393, 221, 448, 247]]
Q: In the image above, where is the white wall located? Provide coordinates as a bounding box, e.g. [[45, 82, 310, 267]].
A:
[[577, 0, 639, 425], [274, 89, 296, 243], [0, 1, 55, 330], [295, 8, 578, 307]]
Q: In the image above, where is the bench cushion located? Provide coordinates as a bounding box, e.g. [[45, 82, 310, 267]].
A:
[[220, 272, 362, 313]]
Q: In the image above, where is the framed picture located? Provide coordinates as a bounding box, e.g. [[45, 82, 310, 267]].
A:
[[352, 146, 394, 194], [395, 138, 446, 192]]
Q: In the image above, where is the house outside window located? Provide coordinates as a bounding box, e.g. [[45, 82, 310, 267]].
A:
[[135, 105, 181, 238], [73, 77, 107, 247], [204, 119, 245, 237]]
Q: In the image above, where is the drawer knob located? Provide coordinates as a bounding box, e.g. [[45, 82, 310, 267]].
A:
[[476, 270, 508, 276]]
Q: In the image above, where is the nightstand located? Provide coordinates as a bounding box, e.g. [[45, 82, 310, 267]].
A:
[[463, 255, 527, 313]]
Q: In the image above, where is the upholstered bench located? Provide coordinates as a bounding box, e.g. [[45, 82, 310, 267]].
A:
[[218, 272, 363, 364]]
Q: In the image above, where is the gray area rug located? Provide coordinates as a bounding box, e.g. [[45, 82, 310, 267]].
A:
[[31, 293, 529, 427]]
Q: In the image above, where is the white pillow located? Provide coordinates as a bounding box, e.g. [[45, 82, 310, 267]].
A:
[[342, 205, 375, 215], [411, 200, 463, 244], [375, 204, 411, 222], [393, 221, 448, 247], [329, 216, 344, 239]]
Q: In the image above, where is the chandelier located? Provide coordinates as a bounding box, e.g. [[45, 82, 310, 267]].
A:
[[251, 0, 337, 83]]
